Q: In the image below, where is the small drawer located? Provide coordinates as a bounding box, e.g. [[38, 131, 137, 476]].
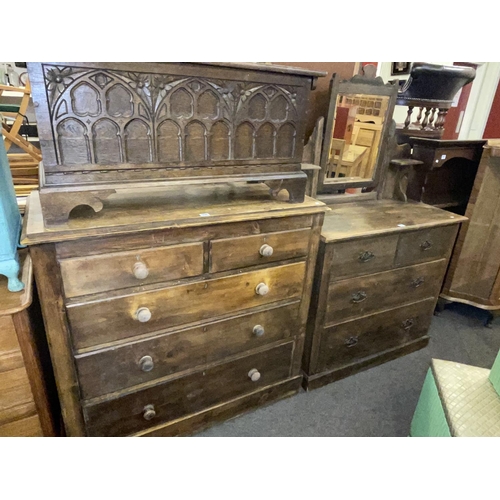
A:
[[329, 234, 399, 281], [317, 298, 435, 373], [84, 341, 294, 436], [75, 303, 299, 400], [395, 225, 458, 267], [210, 228, 310, 273], [67, 261, 306, 350], [325, 259, 447, 325], [60, 243, 204, 298]]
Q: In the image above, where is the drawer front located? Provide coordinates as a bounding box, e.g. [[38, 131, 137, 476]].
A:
[[68, 262, 306, 350], [84, 341, 294, 436], [325, 259, 447, 325], [329, 234, 399, 281], [210, 228, 311, 272], [317, 298, 435, 373], [75, 303, 299, 400], [395, 225, 458, 267], [60, 242, 204, 298]]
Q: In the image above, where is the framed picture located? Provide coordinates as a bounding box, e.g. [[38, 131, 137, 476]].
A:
[[391, 62, 411, 76]]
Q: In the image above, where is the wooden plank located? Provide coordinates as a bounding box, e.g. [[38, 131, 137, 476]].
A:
[[30, 244, 86, 436], [0, 414, 43, 437]]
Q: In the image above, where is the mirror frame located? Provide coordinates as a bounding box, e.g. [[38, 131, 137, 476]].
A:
[[318, 73, 398, 194]]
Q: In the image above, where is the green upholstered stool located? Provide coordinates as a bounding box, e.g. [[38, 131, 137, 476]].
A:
[[410, 355, 500, 437]]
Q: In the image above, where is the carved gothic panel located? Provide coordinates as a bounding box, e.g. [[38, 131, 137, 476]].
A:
[[248, 94, 266, 121], [185, 121, 206, 162], [170, 88, 194, 119], [270, 95, 288, 122], [157, 120, 181, 162], [235, 122, 254, 159], [57, 118, 90, 165], [256, 123, 275, 158], [71, 82, 101, 117], [106, 84, 134, 118], [198, 90, 219, 119], [93, 119, 122, 164], [210, 121, 230, 160], [124, 119, 151, 163], [276, 123, 296, 158]]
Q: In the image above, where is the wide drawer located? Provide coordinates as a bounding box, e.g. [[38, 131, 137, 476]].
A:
[[84, 341, 294, 436], [395, 225, 458, 267], [325, 259, 447, 325], [329, 234, 399, 281], [60, 242, 204, 298], [75, 303, 299, 400], [210, 228, 310, 272], [67, 261, 306, 350], [317, 298, 435, 373]]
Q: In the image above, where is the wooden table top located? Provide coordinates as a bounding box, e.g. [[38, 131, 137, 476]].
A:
[[0, 250, 33, 315], [22, 183, 328, 245], [321, 200, 467, 243]]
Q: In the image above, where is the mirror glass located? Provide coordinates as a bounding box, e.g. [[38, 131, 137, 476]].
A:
[[324, 93, 390, 183]]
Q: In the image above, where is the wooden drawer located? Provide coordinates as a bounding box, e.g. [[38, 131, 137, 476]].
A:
[[84, 341, 294, 436], [60, 242, 204, 298], [395, 225, 458, 267], [210, 228, 310, 272], [67, 261, 306, 350], [75, 303, 299, 400], [317, 298, 435, 373], [325, 259, 447, 325], [329, 234, 399, 281]]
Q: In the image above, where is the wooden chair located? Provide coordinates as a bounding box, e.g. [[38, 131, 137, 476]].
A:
[[327, 138, 346, 177], [0, 80, 42, 162]]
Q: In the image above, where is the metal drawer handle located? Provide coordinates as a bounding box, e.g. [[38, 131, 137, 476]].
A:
[[143, 404, 156, 421], [359, 251, 375, 262], [410, 276, 425, 288], [259, 244, 274, 257], [253, 324, 265, 337], [248, 368, 261, 382], [402, 318, 415, 330], [139, 355, 154, 372], [345, 336, 358, 347], [351, 291, 367, 303], [420, 240, 432, 251]]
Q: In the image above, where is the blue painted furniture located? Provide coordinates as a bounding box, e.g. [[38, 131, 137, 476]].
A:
[[0, 137, 24, 291]]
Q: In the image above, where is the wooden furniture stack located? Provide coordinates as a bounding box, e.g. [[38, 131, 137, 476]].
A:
[[22, 62, 328, 437], [0, 250, 58, 436]]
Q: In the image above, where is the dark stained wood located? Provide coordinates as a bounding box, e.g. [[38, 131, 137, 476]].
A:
[[210, 228, 310, 273], [84, 341, 294, 436], [317, 298, 436, 372], [325, 259, 447, 325], [136, 376, 302, 437], [60, 242, 204, 298], [67, 261, 306, 350], [27, 62, 327, 223], [75, 303, 299, 399], [29, 244, 86, 436]]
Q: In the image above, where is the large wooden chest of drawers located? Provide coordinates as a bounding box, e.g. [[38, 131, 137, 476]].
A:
[[302, 200, 466, 390], [22, 184, 326, 436], [0, 250, 59, 436]]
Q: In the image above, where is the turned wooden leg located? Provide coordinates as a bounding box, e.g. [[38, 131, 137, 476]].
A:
[[39, 189, 116, 226]]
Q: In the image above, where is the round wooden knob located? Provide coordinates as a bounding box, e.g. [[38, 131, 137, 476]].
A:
[[135, 307, 152, 323], [133, 261, 149, 280], [255, 283, 269, 296], [139, 355, 154, 372], [253, 324, 265, 337], [248, 368, 261, 382], [143, 404, 156, 421], [259, 244, 274, 257]]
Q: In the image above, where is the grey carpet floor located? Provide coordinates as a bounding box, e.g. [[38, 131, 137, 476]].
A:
[[196, 303, 500, 437]]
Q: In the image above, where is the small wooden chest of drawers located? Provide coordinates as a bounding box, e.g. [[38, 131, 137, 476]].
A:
[[302, 200, 466, 390], [22, 184, 326, 436]]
